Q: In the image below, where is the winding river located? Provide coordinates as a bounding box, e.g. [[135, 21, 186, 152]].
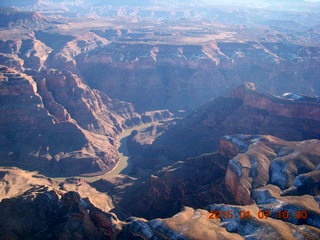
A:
[[76, 122, 155, 182]]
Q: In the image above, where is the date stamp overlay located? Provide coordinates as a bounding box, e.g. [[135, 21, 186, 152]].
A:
[[208, 209, 308, 220]]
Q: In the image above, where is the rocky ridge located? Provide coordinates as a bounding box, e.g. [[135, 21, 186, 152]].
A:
[[0, 64, 170, 176], [0, 167, 119, 239], [0, 5, 320, 239], [0, 66, 116, 176], [1, 161, 319, 240], [145, 83, 320, 160], [77, 41, 320, 111], [0, 8, 49, 29], [2, 7, 319, 113], [103, 134, 320, 239]]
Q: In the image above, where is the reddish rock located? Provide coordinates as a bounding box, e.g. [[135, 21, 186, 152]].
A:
[[149, 84, 320, 160], [223, 135, 320, 205], [76, 41, 320, 111], [231, 82, 256, 99], [0, 66, 143, 176], [243, 91, 320, 121], [0, 189, 120, 240]]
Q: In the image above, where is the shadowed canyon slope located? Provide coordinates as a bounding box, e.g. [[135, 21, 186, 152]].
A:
[[1, 4, 319, 112], [1, 133, 319, 239], [0, 1, 320, 239], [77, 40, 320, 111], [139, 83, 320, 160], [91, 135, 319, 239], [0, 65, 121, 176], [0, 64, 169, 176], [112, 86, 320, 217]]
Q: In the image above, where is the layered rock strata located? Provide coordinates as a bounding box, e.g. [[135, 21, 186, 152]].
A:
[[0, 65, 171, 176], [147, 83, 320, 159]]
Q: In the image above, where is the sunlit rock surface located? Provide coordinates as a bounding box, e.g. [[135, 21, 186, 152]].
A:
[[0, 65, 153, 176], [147, 83, 320, 159], [0, 3, 320, 239]]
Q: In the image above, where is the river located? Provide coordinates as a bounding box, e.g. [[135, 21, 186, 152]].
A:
[[73, 122, 156, 182]]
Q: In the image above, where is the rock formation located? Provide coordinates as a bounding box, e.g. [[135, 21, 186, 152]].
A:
[[0, 66, 118, 176], [0, 9, 178, 176], [100, 134, 320, 239], [0, 167, 119, 239], [76, 41, 320, 112], [0, 4, 320, 240], [222, 135, 320, 204], [0, 188, 120, 240], [147, 83, 320, 160], [1, 164, 319, 240], [0, 63, 170, 176], [0, 8, 48, 28]]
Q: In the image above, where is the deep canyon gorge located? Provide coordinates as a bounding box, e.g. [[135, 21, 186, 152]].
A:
[[0, 1, 320, 239]]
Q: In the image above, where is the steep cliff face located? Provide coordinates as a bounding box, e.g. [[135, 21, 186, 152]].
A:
[[0, 37, 53, 72], [222, 135, 320, 204], [0, 167, 120, 240], [76, 41, 320, 111], [114, 152, 233, 220], [0, 8, 48, 28], [90, 135, 320, 239], [36, 31, 110, 73], [147, 83, 320, 160], [1, 164, 320, 240], [0, 12, 182, 176], [0, 65, 147, 176], [0, 189, 120, 240], [35, 69, 122, 136]]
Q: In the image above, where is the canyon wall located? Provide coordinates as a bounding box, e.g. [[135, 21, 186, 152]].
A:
[[76, 41, 320, 112], [145, 83, 320, 159]]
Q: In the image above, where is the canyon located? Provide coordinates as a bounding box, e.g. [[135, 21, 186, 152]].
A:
[[137, 83, 320, 160], [1, 132, 319, 239], [0, 1, 320, 239], [0, 64, 171, 176]]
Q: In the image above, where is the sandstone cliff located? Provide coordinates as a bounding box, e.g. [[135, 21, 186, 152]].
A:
[[87, 135, 320, 239], [222, 135, 320, 204], [147, 83, 320, 160], [1, 5, 320, 240], [76, 41, 320, 112], [0, 17, 178, 176], [0, 64, 157, 176], [1, 164, 319, 240], [0, 8, 48, 28], [0, 167, 120, 239]]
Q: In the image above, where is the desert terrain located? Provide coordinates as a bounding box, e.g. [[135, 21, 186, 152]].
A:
[[0, 1, 319, 239]]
